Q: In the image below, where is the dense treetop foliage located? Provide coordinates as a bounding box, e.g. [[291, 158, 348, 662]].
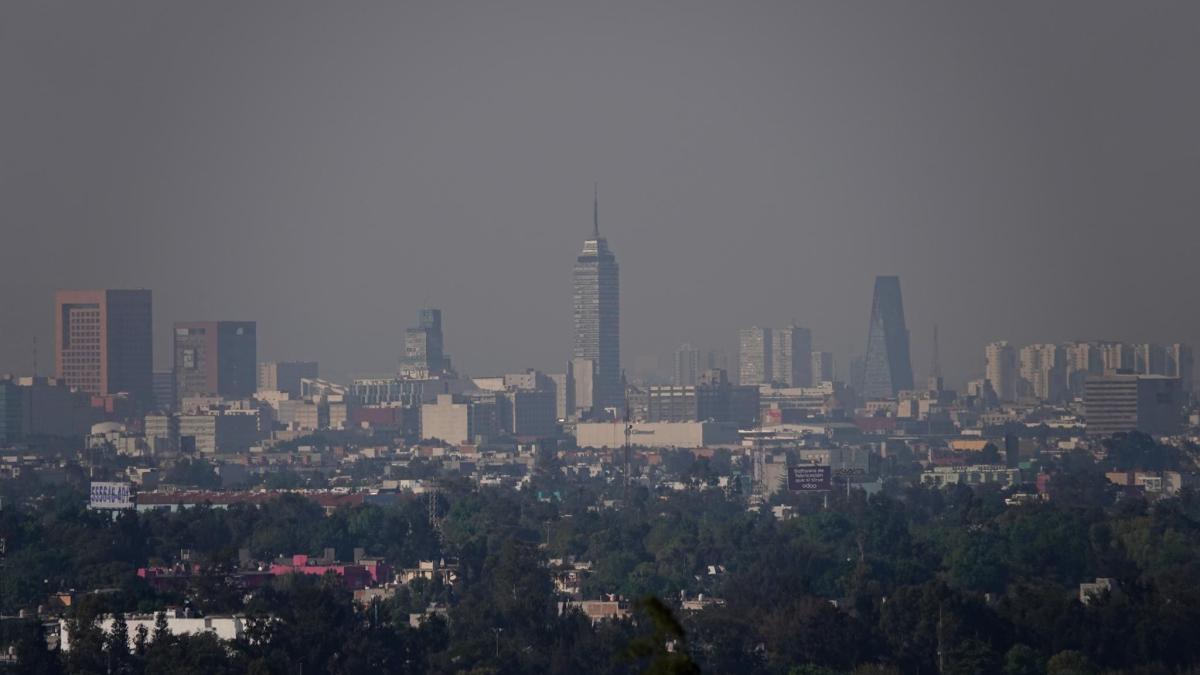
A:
[[4, 442, 1200, 673]]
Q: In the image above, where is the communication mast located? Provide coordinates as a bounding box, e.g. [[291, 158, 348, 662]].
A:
[[749, 415, 767, 507], [750, 448, 766, 506]]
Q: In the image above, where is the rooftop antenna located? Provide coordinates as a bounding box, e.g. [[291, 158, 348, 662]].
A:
[[593, 183, 600, 239], [32, 336, 37, 378]]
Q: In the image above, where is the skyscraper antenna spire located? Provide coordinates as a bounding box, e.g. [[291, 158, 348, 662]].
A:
[[593, 183, 599, 239]]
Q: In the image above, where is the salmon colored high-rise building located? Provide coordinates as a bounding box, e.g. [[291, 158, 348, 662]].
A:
[[54, 289, 153, 405]]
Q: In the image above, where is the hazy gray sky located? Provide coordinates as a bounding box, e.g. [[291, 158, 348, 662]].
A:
[[3, 1, 1199, 386]]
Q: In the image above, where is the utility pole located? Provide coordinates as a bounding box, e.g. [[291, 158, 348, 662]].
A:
[[936, 602, 945, 674], [623, 403, 632, 506]]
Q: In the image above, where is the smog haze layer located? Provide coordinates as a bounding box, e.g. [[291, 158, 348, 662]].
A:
[[3, 1, 1199, 384]]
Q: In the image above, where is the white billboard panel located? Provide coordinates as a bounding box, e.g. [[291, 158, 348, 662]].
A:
[[89, 482, 134, 510]]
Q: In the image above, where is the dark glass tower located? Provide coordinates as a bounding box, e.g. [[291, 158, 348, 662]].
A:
[[573, 189, 621, 412], [401, 308, 448, 377], [173, 321, 257, 405], [862, 276, 914, 398]]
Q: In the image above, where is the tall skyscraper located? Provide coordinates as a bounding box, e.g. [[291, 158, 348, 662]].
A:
[[401, 308, 450, 378], [985, 341, 1018, 402], [738, 327, 772, 386], [54, 289, 153, 404], [770, 325, 812, 387], [1133, 343, 1168, 377], [1018, 343, 1065, 402], [173, 321, 257, 404], [1064, 341, 1104, 397], [1166, 343, 1194, 394], [1100, 341, 1134, 374], [861, 276, 914, 399], [572, 189, 621, 412], [673, 343, 700, 386]]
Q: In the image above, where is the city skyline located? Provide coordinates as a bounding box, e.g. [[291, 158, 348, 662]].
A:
[[6, 5, 1200, 673], [14, 262, 1200, 392], [5, 1, 1200, 388]]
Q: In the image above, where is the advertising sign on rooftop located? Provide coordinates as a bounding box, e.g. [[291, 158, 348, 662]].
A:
[[786, 465, 831, 492], [89, 481, 134, 510]]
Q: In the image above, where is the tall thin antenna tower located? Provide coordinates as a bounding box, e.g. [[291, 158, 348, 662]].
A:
[[750, 410, 766, 507], [427, 480, 443, 546]]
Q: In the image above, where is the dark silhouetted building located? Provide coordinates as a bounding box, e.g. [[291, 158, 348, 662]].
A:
[[173, 322, 257, 404], [811, 351, 835, 385], [499, 389, 558, 437], [152, 370, 175, 412], [1166, 343, 1194, 395], [572, 190, 621, 412], [2, 376, 99, 438], [985, 341, 1018, 402], [401, 308, 450, 378], [673, 343, 700, 386], [771, 325, 812, 387], [1084, 374, 1183, 437], [54, 289, 153, 404], [861, 276, 913, 399], [0, 379, 20, 444], [627, 369, 756, 426]]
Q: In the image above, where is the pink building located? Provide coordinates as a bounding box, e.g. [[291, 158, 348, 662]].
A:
[[268, 554, 392, 590]]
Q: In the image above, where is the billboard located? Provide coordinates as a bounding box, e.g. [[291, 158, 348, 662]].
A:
[[832, 467, 867, 482], [89, 481, 134, 510], [787, 465, 831, 492]]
